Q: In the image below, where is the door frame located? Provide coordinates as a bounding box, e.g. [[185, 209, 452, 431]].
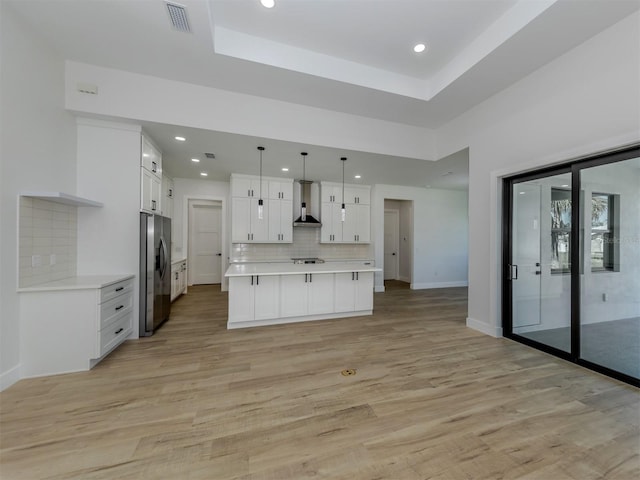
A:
[[182, 194, 228, 291], [188, 199, 223, 286], [383, 208, 400, 281], [502, 145, 640, 387]]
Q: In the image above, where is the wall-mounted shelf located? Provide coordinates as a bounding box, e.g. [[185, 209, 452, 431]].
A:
[[20, 192, 103, 207]]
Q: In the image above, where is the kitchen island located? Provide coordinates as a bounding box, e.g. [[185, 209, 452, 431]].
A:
[[225, 261, 381, 329]]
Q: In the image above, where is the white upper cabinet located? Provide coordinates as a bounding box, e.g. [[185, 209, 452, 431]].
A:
[[141, 135, 162, 179], [231, 174, 293, 243], [141, 167, 161, 213], [320, 182, 370, 243], [231, 176, 266, 199], [321, 184, 342, 203], [344, 185, 370, 205], [161, 174, 174, 218], [268, 180, 292, 200], [140, 134, 163, 214]]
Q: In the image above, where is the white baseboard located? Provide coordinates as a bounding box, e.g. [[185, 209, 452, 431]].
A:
[[228, 310, 373, 329], [466, 317, 503, 338], [374, 285, 385, 292], [411, 281, 468, 290], [0, 364, 21, 391]]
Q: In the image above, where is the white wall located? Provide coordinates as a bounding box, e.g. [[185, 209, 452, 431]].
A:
[[373, 185, 469, 292], [0, 3, 77, 389], [76, 119, 142, 335], [64, 62, 436, 161], [172, 178, 230, 290], [437, 12, 640, 337]]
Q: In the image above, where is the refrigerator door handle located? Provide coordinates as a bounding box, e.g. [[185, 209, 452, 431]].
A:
[[159, 237, 168, 279]]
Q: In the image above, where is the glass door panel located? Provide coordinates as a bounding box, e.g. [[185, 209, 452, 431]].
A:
[[579, 157, 640, 378], [511, 174, 573, 352]]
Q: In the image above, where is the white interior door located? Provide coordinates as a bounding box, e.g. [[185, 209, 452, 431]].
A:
[[384, 210, 399, 280], [189, 200, 222, 285]]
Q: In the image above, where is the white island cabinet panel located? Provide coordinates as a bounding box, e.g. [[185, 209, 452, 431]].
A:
[[335, 271, 374, 312], [229, 275, 279, 323], [280, 275, 308, 318], [226, 262, 380, 329], [307, 273, 335, 315]]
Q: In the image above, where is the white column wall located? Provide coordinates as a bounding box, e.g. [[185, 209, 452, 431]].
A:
[[0, 4, 77, 389]]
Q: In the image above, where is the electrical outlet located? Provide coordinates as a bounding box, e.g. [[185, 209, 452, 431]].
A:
[[50, 254, 56, 265], [31, 255, 42, 267], [602, 293, 608, 302]]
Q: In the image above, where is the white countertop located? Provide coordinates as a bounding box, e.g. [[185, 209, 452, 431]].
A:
[[225, 261, 380, 277], [172, 257, 187, 265], [17, 274, 134, 292]]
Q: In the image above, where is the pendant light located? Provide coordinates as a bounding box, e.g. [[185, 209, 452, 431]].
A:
[[257, 146, 265, 220], [300, 152, 308, 221], [341, 157, 347, 222]]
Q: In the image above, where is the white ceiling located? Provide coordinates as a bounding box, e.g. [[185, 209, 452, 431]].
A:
[[7, 0, 640, 187]]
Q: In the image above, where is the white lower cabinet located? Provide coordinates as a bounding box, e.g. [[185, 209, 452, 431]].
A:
[[334, 271, 374, 312], [19, 275, 134, 377], [228, 269, 376, 328], [280, 273, 334, 318], [171, 259, 188, 302], [228, 275, 279, 323]]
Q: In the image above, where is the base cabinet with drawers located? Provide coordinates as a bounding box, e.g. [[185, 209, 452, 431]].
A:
[[19, 275, 134, 377]]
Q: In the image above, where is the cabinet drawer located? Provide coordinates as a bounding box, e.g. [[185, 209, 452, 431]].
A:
[[100, 291, 133, 328], [99, 313, 132, 357], [100, 278, 134, 303]]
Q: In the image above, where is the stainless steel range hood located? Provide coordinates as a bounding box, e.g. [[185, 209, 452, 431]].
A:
[[293, 179, 321, 227]]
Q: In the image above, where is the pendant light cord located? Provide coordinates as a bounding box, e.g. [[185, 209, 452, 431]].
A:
[[341, 157, 346, 204], [258, 146, 264, 199]]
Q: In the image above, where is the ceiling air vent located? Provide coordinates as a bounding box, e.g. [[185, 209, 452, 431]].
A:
[[166, 2, 191, 33], [204, 153, 216, 159]]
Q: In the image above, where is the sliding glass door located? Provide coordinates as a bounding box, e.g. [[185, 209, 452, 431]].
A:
[[503, 146, 639, 386]]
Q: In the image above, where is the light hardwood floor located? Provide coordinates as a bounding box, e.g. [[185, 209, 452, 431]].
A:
[[1, 284, 639, 479]]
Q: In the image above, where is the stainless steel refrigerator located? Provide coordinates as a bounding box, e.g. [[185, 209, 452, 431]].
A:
[[139, 213, 171, 336]]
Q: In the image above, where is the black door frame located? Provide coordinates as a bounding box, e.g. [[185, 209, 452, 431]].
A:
[[502, 145, 639, 387]]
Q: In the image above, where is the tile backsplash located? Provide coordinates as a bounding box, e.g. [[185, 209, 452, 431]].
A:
[[230, 228, 372, 262], [18, 197, 77, 287]]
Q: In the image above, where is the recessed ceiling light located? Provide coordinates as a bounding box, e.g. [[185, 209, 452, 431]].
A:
[[175, 136, 186, 141], [354, 175, 361, 179], [142, 153, 150, 157], [561, 184, 569, 187], [191, 158, 200, 163], [413, 43, 426, 53], [200, 172, 208, 177], [281, 167, 289, 172], [260, 0, 275, 8], [519, 191, 526, 195]]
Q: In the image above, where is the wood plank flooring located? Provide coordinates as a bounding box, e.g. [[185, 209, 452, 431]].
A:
[[1, 284, 639, 479]]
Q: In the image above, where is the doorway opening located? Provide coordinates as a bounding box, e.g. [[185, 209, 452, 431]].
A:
[[383, 199, 413, 289], [188, 199, 222, 285]]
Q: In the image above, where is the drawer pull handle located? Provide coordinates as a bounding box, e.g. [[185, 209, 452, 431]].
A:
[[115, 305, 124, 311], [115, 287, 124, 292], [115, 328, 124, 334]]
